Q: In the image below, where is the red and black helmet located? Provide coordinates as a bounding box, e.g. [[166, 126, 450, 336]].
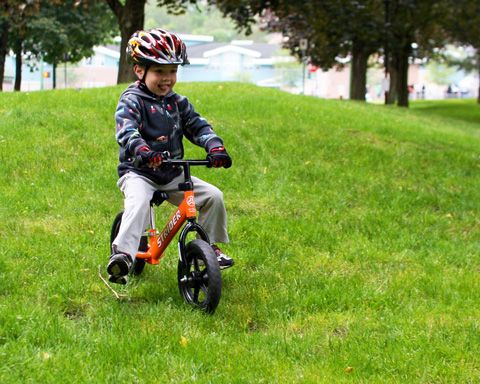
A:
[[127, 28, 189, 66]]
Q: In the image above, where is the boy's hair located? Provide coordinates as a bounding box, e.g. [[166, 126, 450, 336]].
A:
[[127, 28, 189, 66]]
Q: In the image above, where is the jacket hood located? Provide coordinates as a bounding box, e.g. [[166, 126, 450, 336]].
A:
[[121, 81, 176, 101]]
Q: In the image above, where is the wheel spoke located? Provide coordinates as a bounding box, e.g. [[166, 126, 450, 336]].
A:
[[193, 257, 201, 272], [193, 286, 200, 302], [200, 269, 209, 283]]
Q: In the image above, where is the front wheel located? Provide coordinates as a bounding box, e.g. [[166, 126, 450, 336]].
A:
[[178, 239, 222, 314], [110, 211, 147, 276]]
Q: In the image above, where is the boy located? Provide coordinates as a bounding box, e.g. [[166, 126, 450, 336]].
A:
[[107, 28, 233, 284]]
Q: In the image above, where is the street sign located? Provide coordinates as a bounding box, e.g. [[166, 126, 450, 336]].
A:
[[299, 39, 308, 51]]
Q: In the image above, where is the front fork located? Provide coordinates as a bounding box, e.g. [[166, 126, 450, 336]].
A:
[[178, 219, 210, 268]]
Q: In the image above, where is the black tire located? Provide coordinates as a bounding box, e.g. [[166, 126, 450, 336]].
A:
[[110, 211, 147, 276], [178, 239, 222, 314]]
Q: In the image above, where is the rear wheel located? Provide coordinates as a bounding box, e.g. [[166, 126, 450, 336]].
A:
[[178, 239, 222, 314], [110, 211, 146, 276]]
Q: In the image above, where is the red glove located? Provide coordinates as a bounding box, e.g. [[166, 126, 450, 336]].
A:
[[207, 146, 232, 168], [137, 146, 164, 168]]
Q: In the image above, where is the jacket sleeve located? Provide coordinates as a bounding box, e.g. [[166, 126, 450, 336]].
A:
[[115, 94, 148, 156], [176, 95, 223, 152]]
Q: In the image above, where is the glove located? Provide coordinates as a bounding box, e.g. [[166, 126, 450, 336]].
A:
[[207, 146, 232, 168], [136, 146, 164, 168]]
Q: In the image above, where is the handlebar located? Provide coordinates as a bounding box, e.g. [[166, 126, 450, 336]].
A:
[[162, 159, 211, 167], [133, 151, 212, 168], [133, 153, 216, 187]]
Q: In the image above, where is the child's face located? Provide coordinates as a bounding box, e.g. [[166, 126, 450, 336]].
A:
[[134, 64, 178, 96]]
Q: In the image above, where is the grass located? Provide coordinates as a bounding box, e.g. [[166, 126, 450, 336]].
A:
[[0, 84, 479, 383]]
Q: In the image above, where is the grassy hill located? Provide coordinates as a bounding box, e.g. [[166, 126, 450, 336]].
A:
[[0, 84, 479, 383]]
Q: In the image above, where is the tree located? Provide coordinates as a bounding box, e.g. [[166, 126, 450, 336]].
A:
[[260, 1, 384, 101], [0, 18, 9, 91], [0, 1, 41, 91], [26, 0, 116, 89], [1, 1, 115, 91], [105, 0, 147, 84], [442, 0, 480, 103], [205, 1, 384, 101], [383, 0, 451, 107]]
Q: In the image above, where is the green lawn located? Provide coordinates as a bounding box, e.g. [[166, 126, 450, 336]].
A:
[[0, 84, 479, 383], [411, 98, 480, 125]]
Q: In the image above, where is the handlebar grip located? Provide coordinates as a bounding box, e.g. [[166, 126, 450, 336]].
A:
[[132, 151, 170, 168]]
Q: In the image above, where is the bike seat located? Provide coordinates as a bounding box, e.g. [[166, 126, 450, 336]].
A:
[[150, 191, 169, 206]]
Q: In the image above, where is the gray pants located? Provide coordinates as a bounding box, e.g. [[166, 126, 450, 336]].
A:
[[112, 172, 229, 259]]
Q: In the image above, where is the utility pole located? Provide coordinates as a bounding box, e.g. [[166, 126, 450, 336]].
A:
[[63, 53, 69, 89], [384, 0, 390, 104], [300, 38, 308, 95], [40, 58, 44, 90]]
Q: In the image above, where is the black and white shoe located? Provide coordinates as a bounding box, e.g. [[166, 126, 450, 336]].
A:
[[107, 252, 133, 285], [211, 244, 234, 270]]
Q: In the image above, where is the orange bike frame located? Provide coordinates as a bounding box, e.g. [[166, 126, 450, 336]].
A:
[[136, 190, 198, 265]]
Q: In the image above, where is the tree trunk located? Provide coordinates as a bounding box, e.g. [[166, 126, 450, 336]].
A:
[[107, 0, 146, 84], [53, 62, 57, 89], [386, 64, 397, 104], [349, 45, 369, 101], [117, 25, 138, 84], [477, 80, 479, 104], [477, 55, 480, 104], [396, 43, 410, 108], [0, 21, 8, 91], [14, 39, 22, 91]]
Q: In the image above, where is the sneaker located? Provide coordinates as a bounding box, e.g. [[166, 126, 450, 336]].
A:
[[107, 252, 133, 285], [211, 244, 234, 270]]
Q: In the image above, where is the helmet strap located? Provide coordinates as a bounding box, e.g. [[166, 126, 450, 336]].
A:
[[140, 64, 150, 83]]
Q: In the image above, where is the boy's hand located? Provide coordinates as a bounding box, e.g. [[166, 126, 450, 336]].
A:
[[137, 146, 164, 168], [207, 146, 232, 168]]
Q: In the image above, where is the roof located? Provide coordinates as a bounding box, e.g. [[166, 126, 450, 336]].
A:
[[178, 34, 214, 44], [94, 46, 120, 59], [187, 42, 281, 59], [96, 40, 284, 63]]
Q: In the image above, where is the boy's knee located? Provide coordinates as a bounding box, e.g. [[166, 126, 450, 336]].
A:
[[198, 186, 224, 210], [209, 187, 224, 203]]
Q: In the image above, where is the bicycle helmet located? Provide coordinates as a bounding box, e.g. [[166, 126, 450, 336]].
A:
[[127, 28, 189, 66]]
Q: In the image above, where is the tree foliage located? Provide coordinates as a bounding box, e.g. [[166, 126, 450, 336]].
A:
[[145, 2, 267, 42], [259, 1, 384, 100], [0, 0, 42, 90], [0, 1, 116, 91], [26, 0, 116, 88], [441, 0, 480, 103], [27, 1, 116, 65], [205, 0, 456, 107]]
